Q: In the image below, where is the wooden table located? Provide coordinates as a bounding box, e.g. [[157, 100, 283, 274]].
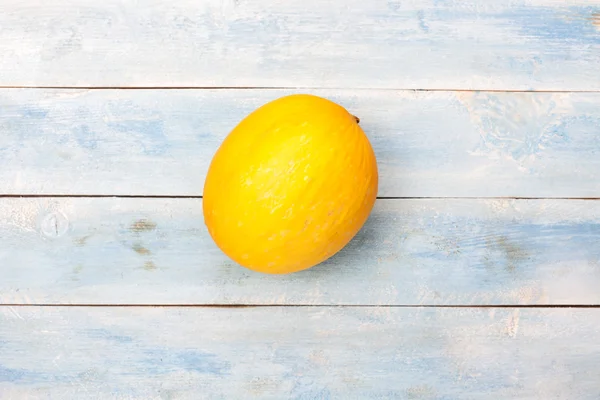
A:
[[1, 1, 600, 398]]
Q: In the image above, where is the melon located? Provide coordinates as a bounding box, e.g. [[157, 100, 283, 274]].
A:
[[203, 94, 378, 274]]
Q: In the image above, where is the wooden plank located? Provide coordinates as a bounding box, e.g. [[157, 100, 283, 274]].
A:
[[2, 197, 599, 306], [1, 306, 599, 399], [1, 89, 600, 197], [1, 0, 599, 90]]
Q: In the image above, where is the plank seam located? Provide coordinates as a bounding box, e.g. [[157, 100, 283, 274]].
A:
[[2, 304, 600, 308], [1, 86, 600, 94], [1, 195, 599, 200]]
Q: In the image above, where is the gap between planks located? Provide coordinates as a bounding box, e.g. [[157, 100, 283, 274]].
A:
[[2, 304, 600, 308], [1, 86, 600, 94], [1, 195, 600, 200]]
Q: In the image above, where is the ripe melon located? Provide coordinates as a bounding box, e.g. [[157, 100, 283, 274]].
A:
[[203, 94, 378, 274]]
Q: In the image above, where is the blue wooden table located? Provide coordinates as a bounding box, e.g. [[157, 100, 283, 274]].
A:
[[1, 1, 600, 398]]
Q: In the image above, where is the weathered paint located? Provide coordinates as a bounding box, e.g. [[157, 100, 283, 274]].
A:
[[1, 306, 599, 399], [1, 197, 599, 305], [0, 0, 599, 89], [1, 0, 599, 396], [0, 89, 599, 197]]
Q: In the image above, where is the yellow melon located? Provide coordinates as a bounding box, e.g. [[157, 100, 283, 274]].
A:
[[203, 94, 378, 274]]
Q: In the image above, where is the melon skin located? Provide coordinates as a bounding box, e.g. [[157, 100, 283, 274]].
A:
[[203, 94, 378, 274]]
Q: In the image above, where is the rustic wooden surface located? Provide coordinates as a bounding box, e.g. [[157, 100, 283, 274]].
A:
[[1, 89, 600, 197], [2, 307, 600, 399], [1, 0, 600, 90], [2, 198, 599, 306], [1, 0, 600, 398]]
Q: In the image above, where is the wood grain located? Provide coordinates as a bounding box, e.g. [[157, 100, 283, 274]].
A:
[[1, 0, 599, 90], [3, 1, 598, 396], [1, 89, 599, 197], [1, 306, 599, 399], [2, 197, 599, 306]]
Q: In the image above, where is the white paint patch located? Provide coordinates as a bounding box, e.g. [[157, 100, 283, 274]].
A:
[[505, 309, 520, 338]]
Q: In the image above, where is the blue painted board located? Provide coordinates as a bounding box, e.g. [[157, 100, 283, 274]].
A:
[[1, 89, 599, 197], [1, 2, 599, 396], [1, 306, 599, 399], [0, 0, 599, 89], [2, 198, 598, 305]]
